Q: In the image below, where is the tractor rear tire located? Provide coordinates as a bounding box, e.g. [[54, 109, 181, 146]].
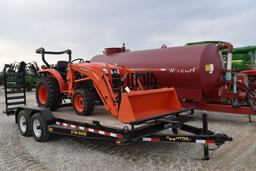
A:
[[36, 76, 62, 111], [72, 89, 94, 116]]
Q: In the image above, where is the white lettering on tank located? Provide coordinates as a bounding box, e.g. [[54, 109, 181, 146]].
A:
[[169, 67, 196, 73]]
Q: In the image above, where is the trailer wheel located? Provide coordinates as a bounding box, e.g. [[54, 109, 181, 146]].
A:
[[17, 110, 32, 137], [36, 76, 62, 111], [31, 113, 49, 142], [72, 89, 94, 116]]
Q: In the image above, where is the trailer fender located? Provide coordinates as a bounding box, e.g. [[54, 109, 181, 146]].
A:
[[15, 107, 55, 125], [39, 69, 65, 92]]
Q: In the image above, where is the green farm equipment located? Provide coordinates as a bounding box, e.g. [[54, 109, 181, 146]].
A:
[[222, 46, 256, 71], [25, 61, 40, 91], [2, 61, 39, 91]]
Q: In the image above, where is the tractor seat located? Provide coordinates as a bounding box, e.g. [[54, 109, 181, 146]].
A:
[[56, 61, 69, 79]]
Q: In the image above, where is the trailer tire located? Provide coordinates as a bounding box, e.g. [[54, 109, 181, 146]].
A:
[[72, 89, 94, 116], [17, 110, 32, 137], [31, 113, 49, 142], [36, 76, 62, 111]]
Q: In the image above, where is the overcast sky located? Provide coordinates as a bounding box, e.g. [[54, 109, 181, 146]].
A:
[[0, 0, 256, 69]]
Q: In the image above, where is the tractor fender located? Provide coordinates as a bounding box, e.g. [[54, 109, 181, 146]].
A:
[[39, 69, 65, 92]]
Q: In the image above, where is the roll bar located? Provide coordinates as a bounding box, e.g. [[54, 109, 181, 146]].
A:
[[36, 47, 72, 67]]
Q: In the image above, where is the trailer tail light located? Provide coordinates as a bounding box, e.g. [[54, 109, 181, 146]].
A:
[[206, 139, 216, 144]]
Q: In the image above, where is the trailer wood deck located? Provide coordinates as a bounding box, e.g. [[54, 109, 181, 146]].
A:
[[52, 106, 134, 130]]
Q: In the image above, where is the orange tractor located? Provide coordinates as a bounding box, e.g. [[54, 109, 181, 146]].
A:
[[35, 48, 182, 123]]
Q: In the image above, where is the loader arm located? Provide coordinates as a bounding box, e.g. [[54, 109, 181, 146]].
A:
[[67, 63, 119, 117], [68, 62, 182, 123]]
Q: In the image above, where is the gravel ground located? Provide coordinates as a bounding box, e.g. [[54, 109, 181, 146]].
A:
[[0, 90, 255, 171]]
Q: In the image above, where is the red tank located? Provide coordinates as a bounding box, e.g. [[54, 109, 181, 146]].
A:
[[91, 44, 224, 101]]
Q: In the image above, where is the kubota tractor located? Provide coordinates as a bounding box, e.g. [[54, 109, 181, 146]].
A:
[[35, 48, 182, 123]]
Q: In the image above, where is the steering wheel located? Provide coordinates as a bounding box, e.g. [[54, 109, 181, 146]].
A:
[[70, 58, 85, 64]]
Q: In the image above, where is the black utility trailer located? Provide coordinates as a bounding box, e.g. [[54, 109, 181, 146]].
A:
[[14, 105, 232, 160]]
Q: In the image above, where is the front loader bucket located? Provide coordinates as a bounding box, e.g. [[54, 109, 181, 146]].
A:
[[118, 88, 182, 123]]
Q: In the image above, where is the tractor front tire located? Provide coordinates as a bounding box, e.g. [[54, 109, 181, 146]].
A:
[[36, 76, 62, 111], [72, 89, 94, 116]]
